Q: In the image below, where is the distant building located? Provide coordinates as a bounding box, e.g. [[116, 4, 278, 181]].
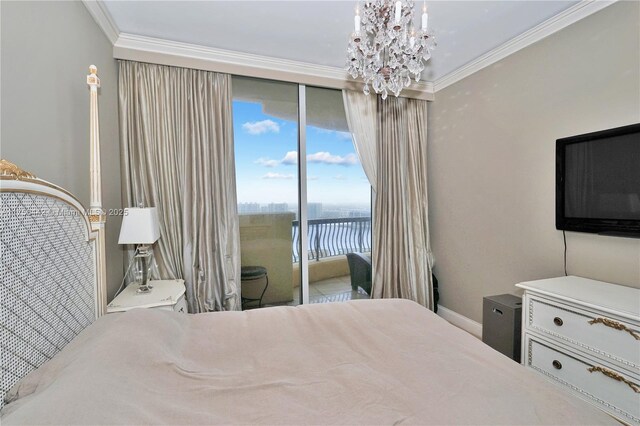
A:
[[239, 202, 369, 219], [308, 203, 323, 219], [321, 209, 341, 219], [238, 202, 260, 214], [348, 210, 370, 218], [263, 203, 288, 213]]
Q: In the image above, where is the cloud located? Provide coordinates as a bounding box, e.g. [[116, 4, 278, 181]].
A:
[[243, 119, 280, 135], [333, 175, 347, 180], [307, 176, 319, 181], [261, 172, 294, 180], [254, 151, 298, 168], [307, 152, 358, 166], [316, 128, 353, 141], [254, 158, 281, 167], [281, 151, 298, 165], [255, 151, 358, 168]]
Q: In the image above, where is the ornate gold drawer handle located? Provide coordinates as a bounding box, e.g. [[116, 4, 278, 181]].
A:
[[587, 366, 640, 393], [588, 317, 640, 340]]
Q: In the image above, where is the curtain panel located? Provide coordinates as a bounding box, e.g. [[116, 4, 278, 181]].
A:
[[119, 60, 241, 312], [373, 96, 434, 309], [342, 90, 378, 192]]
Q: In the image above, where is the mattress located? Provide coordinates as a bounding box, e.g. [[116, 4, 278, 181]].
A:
[[1, 299, 616, 425]]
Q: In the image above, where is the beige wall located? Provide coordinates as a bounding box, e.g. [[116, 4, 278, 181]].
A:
[[428, 2, 640, 323], [1, 1, 123, 301]]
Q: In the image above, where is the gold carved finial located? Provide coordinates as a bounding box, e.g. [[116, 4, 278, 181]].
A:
[[0, 159, 36, 180]]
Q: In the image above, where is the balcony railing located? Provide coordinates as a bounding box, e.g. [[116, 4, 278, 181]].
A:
[[292, 217, 371, 262]]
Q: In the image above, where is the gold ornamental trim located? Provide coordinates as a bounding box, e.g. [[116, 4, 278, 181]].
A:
[[587, 366, 640, 393], [588, 317, 640, 340], [0, 159, 36, 180]]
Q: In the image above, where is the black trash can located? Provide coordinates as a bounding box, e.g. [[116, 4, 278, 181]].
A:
[[482, 294, 522, 362]]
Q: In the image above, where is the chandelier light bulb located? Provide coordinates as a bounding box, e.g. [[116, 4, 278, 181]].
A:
[[346, 0, 436, 98], [422, 6, 428, 30]]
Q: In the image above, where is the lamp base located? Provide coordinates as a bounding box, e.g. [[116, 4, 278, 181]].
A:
[[134, 244, 154, 294], [136, 284, 153, 294]]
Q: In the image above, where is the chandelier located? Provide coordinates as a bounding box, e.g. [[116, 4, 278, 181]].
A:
[[346, 0, 436, 99]]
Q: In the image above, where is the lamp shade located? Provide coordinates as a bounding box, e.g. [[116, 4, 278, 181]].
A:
[[118, 207, 160, 245]]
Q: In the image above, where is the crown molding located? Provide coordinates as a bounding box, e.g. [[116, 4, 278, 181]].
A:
[[82, 0, 119, 45], [433, 0, 617, 92], [86, 0, 614, 98], [113, 33, 435, 100]]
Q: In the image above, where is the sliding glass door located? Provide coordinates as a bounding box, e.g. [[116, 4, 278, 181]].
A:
[[304, 86, 372, 303], [232, 77, 371, 309], [233, 77, 301, 307]]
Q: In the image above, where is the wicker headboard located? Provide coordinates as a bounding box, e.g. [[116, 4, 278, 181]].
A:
[[0, 165, 104, 410]]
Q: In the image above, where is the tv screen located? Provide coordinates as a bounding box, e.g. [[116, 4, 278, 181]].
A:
[[556, 123, 640, 237]]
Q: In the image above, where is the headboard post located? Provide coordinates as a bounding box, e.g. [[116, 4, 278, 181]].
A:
[[87, 65, 107, 317]]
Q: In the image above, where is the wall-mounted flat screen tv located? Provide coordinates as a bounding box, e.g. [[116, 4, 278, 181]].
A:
[[556, 123, 640, 237]]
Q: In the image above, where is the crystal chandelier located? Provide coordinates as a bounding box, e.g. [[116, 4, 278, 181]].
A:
[[346, 0, 436, 99]]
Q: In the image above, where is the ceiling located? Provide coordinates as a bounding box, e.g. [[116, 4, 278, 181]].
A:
[[102, 1, 579, 83]]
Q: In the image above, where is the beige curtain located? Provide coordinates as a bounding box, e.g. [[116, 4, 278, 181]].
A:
[[119, 60, 240, 312], [372, 96, 434, 309], [342, 90, 378, 192]]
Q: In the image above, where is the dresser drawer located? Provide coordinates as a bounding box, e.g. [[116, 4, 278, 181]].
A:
[[527, 296, 640, 369], [526, 335, 640, 424]]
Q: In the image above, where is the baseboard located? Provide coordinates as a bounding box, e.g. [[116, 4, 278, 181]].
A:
[[437, 306, 483, 339]]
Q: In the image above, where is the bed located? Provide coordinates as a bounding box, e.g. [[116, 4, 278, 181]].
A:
[[0, 67, 618, 425], [1, 299, 618, 425]]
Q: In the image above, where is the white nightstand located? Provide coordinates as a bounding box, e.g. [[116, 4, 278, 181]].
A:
[[107, 279, 187, 314]]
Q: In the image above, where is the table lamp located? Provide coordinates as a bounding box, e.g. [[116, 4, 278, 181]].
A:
[[118, 207, 160, 293]]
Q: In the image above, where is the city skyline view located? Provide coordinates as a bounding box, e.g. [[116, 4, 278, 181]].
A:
[[233, 99, 372, 208], [238, 201, 371, 220]]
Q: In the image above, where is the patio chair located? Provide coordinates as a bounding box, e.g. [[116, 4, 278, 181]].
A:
[[346, 252, 372, 295]]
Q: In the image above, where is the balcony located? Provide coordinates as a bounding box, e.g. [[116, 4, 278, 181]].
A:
[[292, 217, 372, 262], [239, 214, 371, 305]]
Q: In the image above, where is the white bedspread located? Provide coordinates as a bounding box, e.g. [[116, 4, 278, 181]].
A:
[[2, 299, 616, 425]]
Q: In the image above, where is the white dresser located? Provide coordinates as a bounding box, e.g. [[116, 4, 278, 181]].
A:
[[517, 276, 640, 425]]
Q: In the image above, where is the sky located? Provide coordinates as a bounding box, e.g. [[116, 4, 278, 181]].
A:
[[233, 100, 371, 207]]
